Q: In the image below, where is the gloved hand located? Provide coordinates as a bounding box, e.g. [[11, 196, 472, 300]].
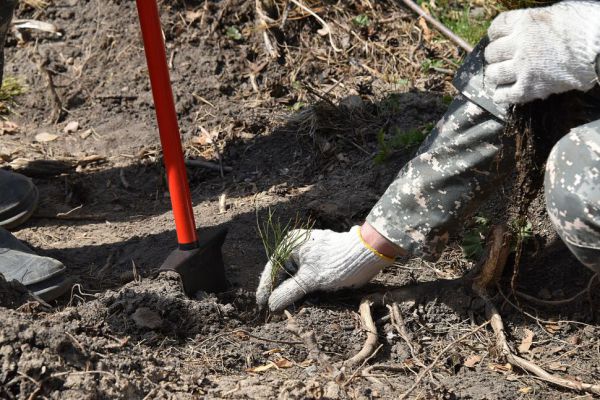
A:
[[255, 226, 394, 312], [484, 0, 600, 104]]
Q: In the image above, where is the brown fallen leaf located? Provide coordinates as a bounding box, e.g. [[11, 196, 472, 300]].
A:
[[489, 363, 512, 373], [0, 120, 19, 135], [262, 348, 282, 356], [518, 387, 532, 394], [548, 362, 567, 372], [247, 357, 294, 373], [247, 363, 276, 373], [417, 17, 432, 42], [545, 322, 561, 335], [518, 328, 534, 354], [463, 355, 482, 369], [273, 358, 294, 369], [185, 9, 203, 23]]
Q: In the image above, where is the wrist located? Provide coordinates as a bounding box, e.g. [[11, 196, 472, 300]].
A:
[[359, 222, 406, 259]]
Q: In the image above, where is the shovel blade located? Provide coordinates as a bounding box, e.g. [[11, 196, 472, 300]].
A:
[[159, 227, 228, 295]]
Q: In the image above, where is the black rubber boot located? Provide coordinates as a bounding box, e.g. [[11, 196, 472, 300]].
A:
[[0, 169, 39, 229], [0, 228, 72, 301]]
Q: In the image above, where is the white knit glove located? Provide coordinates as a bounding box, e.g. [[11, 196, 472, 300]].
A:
[[484, 0, 600, 104], [256, 226, 394, 312]]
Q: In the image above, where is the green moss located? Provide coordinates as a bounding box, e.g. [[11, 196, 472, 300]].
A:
[[0, 76, 26, 114]]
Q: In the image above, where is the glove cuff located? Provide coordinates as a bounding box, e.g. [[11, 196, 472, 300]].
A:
[[356, 226, 395, 263]]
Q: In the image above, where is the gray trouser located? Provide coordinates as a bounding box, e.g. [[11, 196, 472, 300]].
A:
[[0, 0, 17, 85], [367, 40, 600, 273]]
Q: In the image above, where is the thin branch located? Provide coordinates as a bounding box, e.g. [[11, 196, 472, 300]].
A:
[[400, 0, 473, 52]]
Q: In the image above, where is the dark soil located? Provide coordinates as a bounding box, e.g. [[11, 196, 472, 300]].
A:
[[0, 0, 598, 399]]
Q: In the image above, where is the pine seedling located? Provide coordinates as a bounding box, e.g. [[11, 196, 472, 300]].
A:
[[256, 208, 313, 289]]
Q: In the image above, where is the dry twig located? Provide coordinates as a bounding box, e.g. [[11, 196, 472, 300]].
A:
[[400, 0, 473, 52]]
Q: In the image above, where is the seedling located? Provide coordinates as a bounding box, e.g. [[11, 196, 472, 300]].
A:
[[352, 14, 370, 28], [256, 208, 314, 289], [225, 26, 242, 41]]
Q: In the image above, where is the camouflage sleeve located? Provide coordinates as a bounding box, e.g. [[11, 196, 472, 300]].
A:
[[366, 95, 512, 260], [0, 0, 17, 85], [366, 38, 514, 260], [545, 119, 600, 273]]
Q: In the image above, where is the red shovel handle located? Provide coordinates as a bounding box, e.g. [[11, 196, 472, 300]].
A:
[[135, 0, 198, 248]]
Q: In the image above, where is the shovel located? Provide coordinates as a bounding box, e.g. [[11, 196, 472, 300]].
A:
[[135, 0, 228, 295]]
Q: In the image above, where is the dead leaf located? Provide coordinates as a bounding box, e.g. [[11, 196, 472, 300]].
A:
[[273, 358, 294, 369], [489, 363, 512, 373], [417, 17, 432, 42], [247, 363, 275, 373], [12, 19, 61, 36], [463, 355, 481, 369], [548, 362, 567, 372], [232, 330, 249, 340], [518, 387, 532, 394], [185, 9, 203, 23], [0, 120, 19, 135], [299, 359, 314, 367], [35, 132, 58, 142], [518, 328, 534, 354], [247, 357, 294, 373], [545, 322, 561, 335], [192, 126, 215, 146]]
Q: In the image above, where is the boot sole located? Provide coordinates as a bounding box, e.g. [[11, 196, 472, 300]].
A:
[[1, 185, 39, 229]]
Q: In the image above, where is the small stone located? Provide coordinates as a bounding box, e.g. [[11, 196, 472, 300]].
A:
[[64, 121, 79, 134], [79, 129, 92, 139]]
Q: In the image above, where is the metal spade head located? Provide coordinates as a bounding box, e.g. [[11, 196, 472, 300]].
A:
[[159, 227, 228, 296]]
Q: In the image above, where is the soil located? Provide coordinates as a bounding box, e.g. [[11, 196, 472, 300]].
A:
[[0, 0, 598, 399]]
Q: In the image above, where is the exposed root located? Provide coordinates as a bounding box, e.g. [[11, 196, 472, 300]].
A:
[[481, 296, 600, 396], [343, 299, 378, 369], [471, 226, 600, 396], [471, 225, 513, 293]]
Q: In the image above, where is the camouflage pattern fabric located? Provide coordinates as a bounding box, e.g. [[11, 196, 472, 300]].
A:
[[0, 0, 17, 85], [367, 38, 600, 272], [545, 120, 600, 273]]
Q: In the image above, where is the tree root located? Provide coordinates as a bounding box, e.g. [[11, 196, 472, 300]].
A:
[[344, 299, 378, 369], [472, 225, 600, 396], [481, 295, 600, 395], [350, 224, 600, 396]]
